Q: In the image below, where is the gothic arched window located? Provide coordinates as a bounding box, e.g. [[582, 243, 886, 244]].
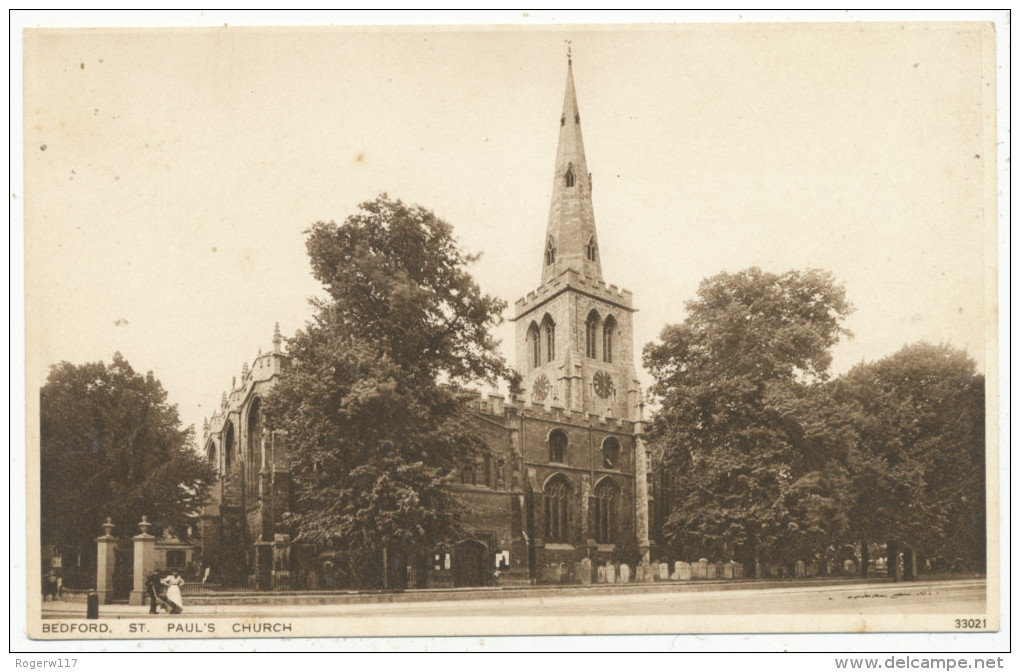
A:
[[542, 316, 556, 362], [565, 169, 575, 188], [544, 475, 572, 543], [246, 397, 264, 495], [207, 442, 218, 470], [602, 436, 621, 469], [602, 316, 616, 364], [528, 322, 541, 369], [549, 429, 568, 463], [586, 236, 597, 262], [224, 423, 235, 469], [545, 239, 556, 266], [585, 310, 600, 359], [594, 478, 619, 544]]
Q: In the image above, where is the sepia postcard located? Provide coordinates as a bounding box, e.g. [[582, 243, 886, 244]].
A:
[[15, 13, 1006, 651]]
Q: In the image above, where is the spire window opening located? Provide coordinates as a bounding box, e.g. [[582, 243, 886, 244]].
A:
[[585, 236, 597, 262], [565, 170, 575, 188], [560, 115, 565, 127], [546, 240, 556, 266], [575, 113, 580, 124]]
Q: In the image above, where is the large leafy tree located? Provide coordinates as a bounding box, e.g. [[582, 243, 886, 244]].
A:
[[40, 353, 216, 584], [833, 342, 986, 570], [643, 268, 854, 566], [263, 195, 509, 588]]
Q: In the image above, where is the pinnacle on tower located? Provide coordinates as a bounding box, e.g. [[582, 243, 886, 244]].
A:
[[221, 391, 227, 408], [273, 322, 282, 353], [541, 53, 603, 285], [242, 361, 249, 379]]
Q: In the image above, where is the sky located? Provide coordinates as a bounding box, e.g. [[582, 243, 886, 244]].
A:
[[23, 20, 997, 440]]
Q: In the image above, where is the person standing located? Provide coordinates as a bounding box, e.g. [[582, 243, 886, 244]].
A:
[[161, 570, 185, 614], [42, 571, 57, 601]]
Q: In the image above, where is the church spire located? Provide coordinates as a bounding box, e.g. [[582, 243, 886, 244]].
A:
[[541, 52, 603, 285]]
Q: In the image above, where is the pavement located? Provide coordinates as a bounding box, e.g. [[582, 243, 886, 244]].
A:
[[40, 578, 986, 619]]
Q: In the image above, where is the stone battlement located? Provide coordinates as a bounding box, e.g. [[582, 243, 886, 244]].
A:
[[514, 269, 633, 320], [464, 390, 636, 432]]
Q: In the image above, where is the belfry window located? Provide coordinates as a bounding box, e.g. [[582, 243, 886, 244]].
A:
[[546, 240, 556, 266], [565, 169, 575, 188], [586, 236, 597, 261], [585, 310, 600, 359], [528, 323, 541, 369], [602, 316, 616, 364], [543, 317, 556, 361]]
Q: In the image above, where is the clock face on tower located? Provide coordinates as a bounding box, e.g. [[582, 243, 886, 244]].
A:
[[593, 370, 615, 399], [532, 374, 551, 402]]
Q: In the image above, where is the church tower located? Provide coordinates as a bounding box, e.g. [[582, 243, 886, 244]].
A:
[[514, 54, 641, 420]]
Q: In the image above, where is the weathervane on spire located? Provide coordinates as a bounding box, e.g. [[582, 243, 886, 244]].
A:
[[566, 40, 572, 65]]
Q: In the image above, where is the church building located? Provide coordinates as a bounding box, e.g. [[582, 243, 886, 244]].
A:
[[197, 55, 662, 589]]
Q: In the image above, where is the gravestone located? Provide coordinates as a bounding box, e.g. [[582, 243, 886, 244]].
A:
[[795, 560, 806, 578], [659, 563, 670, 581], [619, 563, 630, 583], [635, 564, 644, 582], [697, 558, 709, 579], [678, 561, 692, 581], [644, 563, 655, 582], [723, 562, 734, 579], [606, 563, 616, 584], [597, 565, 606, 583], [706, 562, 717, 579]]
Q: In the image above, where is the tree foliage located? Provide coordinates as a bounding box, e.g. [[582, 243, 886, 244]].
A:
[[644, 268, 854, 564], [833, 342, 985, 568], [40, 353, 216, 576], [263, 195, 509, 587]]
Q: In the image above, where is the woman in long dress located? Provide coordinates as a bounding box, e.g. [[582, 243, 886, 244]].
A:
[[161, 571, 185, 614]]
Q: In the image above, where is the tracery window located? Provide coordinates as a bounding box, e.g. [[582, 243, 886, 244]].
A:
[[544, 475, 571, 543], [594, 478, 619, 544]]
